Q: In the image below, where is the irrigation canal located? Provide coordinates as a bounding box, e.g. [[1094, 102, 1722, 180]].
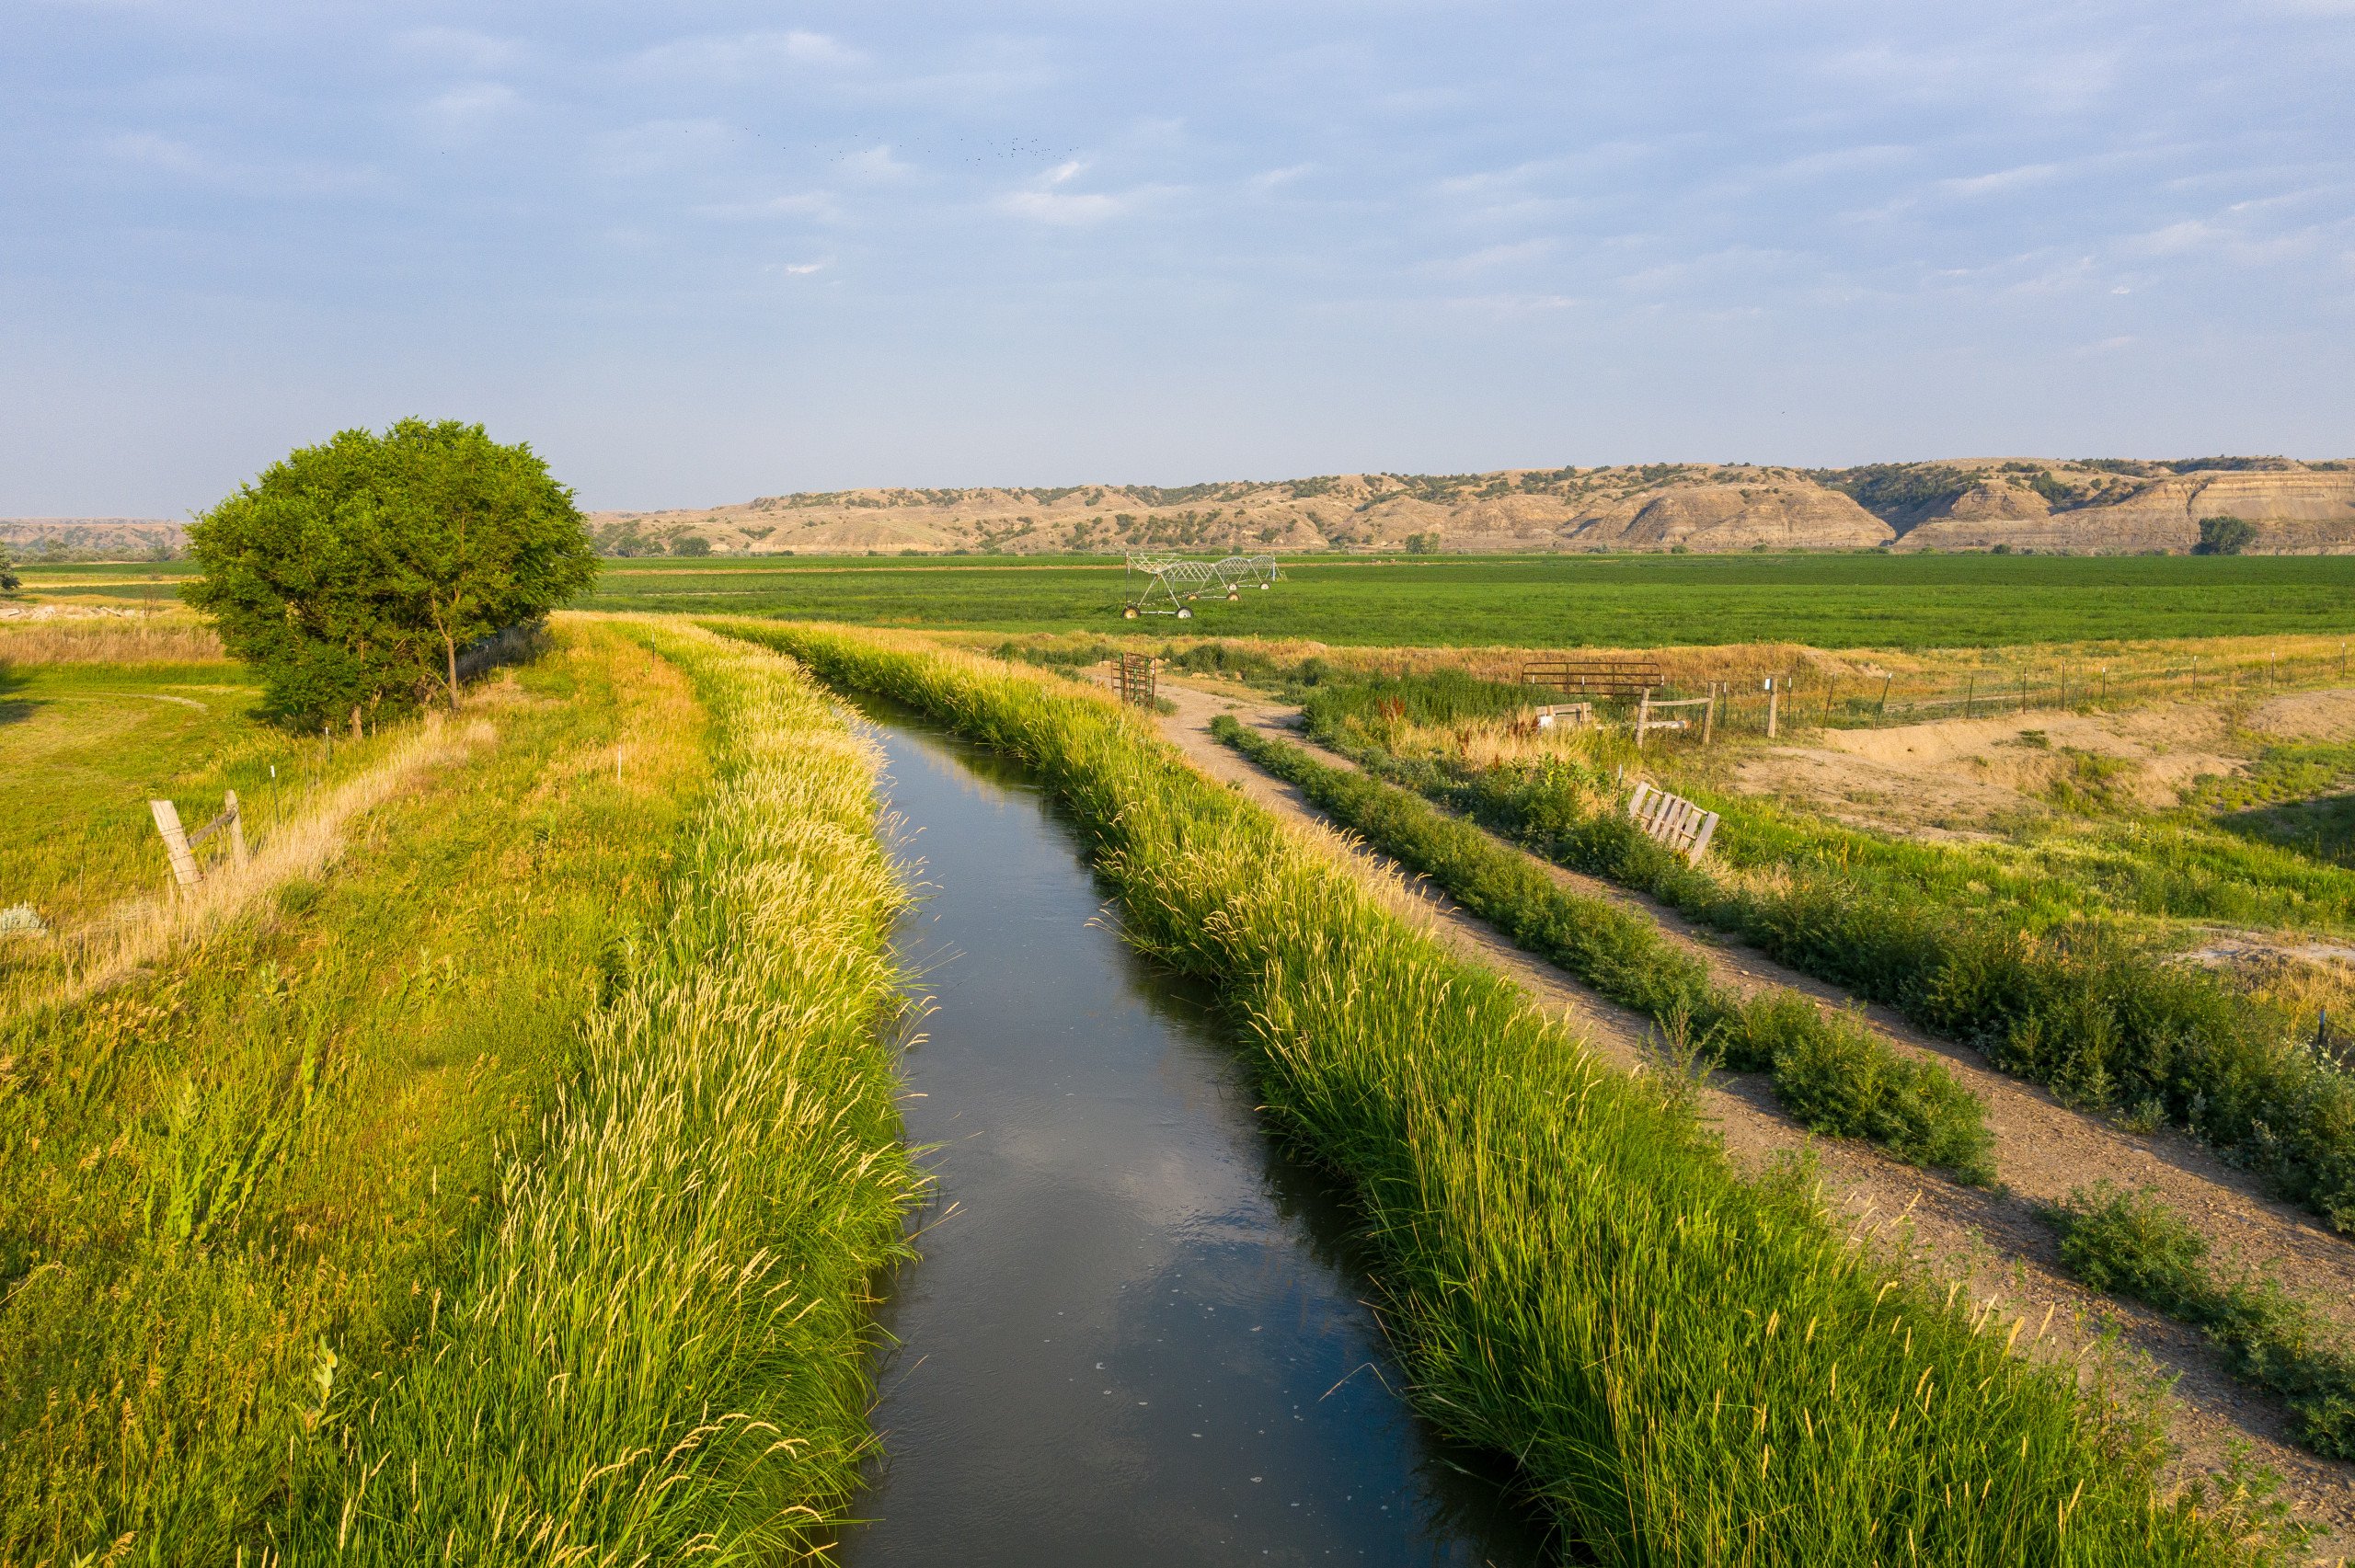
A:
[[833, 707, 1548, 1565]]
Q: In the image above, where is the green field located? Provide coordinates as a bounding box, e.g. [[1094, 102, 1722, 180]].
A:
[[33, 552, 2355, 650], [586, 554, 2355, 649]]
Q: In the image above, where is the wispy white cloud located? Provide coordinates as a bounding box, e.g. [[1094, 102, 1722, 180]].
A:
[[841, 144, 916, 183], [398, 27, 526, 73], [1938, 163, 2066, 199], [694, 190, 839, 223], [99, 131, 377, 197], [417, 82, 520, 140], [633, 29, 864, 82], [996, 158, 1169, 224], [2128, 216, 2322, 263], [1247, 163, 1314, 193], [1000, 189, 1135, 224], [1425, 238, 1557, 277]]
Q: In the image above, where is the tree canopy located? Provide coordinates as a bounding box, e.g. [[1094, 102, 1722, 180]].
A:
[[184, 419, 597, 727], [0, 545, 19, 593], [2194, 515, 2258, 555]]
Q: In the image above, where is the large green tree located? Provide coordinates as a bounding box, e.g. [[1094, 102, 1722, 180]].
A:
[[184, 419, 598, 727]]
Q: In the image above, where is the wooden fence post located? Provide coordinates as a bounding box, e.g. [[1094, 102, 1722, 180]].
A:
[[1764, 680, 1779, 739], [1636, 690, 1651, 749], [224, 790, 247, 868], [150, 800, 201, 888], [1702, 684, 1717, 745]]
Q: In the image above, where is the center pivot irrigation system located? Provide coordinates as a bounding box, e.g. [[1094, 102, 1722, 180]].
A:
[[1120, 554, 1283, 619]]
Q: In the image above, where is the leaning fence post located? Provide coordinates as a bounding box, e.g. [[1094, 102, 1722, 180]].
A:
[[1702, 684, 1717, 745], [150, 800, 201, 888], [224, 789, 248, 868], [1636, 690, 1651, 748]]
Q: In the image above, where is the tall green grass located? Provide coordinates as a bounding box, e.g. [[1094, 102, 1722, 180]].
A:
[[1308, 721, 2355, 1236], [720, 619, 2282, 1567], [2045, 1186, 2355, 1459], [0, 623, 706, 1562], [292, 621, 921, 1560], [1213, 715, 1994, 1182]]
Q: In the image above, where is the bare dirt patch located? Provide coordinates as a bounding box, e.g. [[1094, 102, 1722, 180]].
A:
[[1734, 702, 2248, 835], [2256, 688, 2355, 743]]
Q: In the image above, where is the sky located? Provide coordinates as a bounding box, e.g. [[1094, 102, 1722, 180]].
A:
[[3, 0, 2351, 516]]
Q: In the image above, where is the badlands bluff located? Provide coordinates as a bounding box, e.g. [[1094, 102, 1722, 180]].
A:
[[592, 457, 2355, 557]]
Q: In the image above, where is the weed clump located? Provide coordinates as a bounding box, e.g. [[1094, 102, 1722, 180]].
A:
[[1322, 729, 2355, 1235], [1214, 715, 1996, 1184], [2047, 1185, 2355, 1459]]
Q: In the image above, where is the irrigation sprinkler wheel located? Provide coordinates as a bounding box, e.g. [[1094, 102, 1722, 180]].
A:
[[1177, 607, 1193, 620], [1122, 606, 1139, 620]]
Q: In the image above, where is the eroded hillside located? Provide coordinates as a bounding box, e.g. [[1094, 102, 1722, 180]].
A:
[[589, 456, 2355, 557]]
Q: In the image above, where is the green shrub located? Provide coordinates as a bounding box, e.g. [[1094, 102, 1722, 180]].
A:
[[2196, 516, 2258, 556], [2048, 1186, 2355, 1459], [1214, 716, 1995, 1184], [1297, 669, 1534, 730]]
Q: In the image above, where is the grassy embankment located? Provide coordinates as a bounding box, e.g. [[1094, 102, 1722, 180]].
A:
[[1297, 680, 2355, 1237], [1211, 715, 1994, 1181], [0, 620, 918, 1562], [719, 617, 2285, 1567]]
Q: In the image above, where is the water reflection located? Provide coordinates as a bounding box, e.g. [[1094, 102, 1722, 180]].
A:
[[833, 706, 1549, 1566]]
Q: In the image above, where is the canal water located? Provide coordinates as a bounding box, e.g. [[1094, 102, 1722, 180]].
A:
[[833, 710, 1548, 1567]]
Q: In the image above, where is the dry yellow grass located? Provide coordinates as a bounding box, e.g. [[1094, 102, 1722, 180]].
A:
[[0, 613, 226, 663], [7, 713, 491, 1019]]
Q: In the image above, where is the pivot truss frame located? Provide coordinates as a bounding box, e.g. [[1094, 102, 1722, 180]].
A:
[[1121, 554, 1281, 619]]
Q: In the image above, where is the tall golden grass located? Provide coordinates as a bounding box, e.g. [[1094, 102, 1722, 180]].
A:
[[0, 617, 225, 664]]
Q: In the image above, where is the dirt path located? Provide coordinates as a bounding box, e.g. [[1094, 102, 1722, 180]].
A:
[[1154, 678, 2355, 1561]]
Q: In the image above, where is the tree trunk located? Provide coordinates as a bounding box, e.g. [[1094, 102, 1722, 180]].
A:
[[445, 632, 460, 711]]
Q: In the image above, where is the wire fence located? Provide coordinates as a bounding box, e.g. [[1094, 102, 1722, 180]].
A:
[[1535, 642, 2355, 740]]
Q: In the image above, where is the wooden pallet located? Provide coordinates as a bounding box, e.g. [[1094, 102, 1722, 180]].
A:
[[1626, 781, 1718, 864]]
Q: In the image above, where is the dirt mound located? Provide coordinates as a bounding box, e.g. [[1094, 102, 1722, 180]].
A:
[[1737, 704, 2246, 835], [2252, 687, 2355, 742]]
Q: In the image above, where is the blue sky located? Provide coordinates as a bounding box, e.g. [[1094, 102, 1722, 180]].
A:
[[4, 1, 2350, 515]]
